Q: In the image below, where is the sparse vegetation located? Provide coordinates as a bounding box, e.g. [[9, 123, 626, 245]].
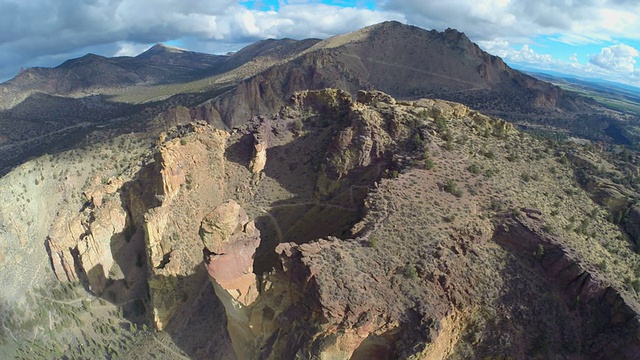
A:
[[1, 31, 640, 359], [443, 178, 463, 197], [292, 118, 304, 132], [424, 149, 435, 170], [403, 264, 418, 279], [467, 164, 481, 174]]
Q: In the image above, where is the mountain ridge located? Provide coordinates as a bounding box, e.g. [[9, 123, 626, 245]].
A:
[[1, 21, 640, 359], [199, 21, 596, 127], [0, 21, 626, 177]]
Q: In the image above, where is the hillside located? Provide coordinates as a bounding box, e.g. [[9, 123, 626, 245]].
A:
[[0, 89, 639, 359], [1, 45, 226, 101], [0, 22, 628, 176], [200, 21, 598, 128], [1, 21, 640, 359]]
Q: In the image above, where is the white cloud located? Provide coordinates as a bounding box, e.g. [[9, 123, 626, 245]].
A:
[[506, 45, 554, 64], [589, 44, 639, 73], [487, 41, 640, 87], [0, 0, 404, 80], [0, 0, 639, 88], [114, 42, 150, 57], [379, 0, 640, 44]]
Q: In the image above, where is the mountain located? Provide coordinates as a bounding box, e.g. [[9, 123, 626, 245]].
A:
[[204, 21, 597, 127], [0, 21, 610, 161], [2, 89, 639, 359], [0, 45, 227, 105], [1, 21, 640, 359]]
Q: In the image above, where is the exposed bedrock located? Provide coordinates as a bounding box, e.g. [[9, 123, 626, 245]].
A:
[[203, 233, 421, 360], [46, 176, 130, 294], [493, 217, 640, 358]]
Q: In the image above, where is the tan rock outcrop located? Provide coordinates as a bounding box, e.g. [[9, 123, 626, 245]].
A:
[[201, 200, 261, 359], [46, 209, 85, 282], [249, 135, 267, 174], [77, 196, 128, 293], [82, 176, 123, 208], [133, 124, 230, 330], [46, 185, 128, 294]]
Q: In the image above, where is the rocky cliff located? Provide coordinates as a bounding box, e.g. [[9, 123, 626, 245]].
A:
[[3, 89, 639, 359], [196, 21, 593, 128]]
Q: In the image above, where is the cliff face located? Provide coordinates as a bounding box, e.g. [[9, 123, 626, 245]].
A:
[[46, 177, 129, 294], [202, 90, 640, 359], [41, 122, 232, 330], [195, 21, 591, 128], [494, 217, 640, 357], [13, 89, 639, 359]]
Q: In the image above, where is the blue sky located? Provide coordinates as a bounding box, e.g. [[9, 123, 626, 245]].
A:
[[241, 1, 377, 11], [0, 0, 638, 88]]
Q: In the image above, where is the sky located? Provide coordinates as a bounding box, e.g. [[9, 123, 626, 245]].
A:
[[1, 0, 639, 89]]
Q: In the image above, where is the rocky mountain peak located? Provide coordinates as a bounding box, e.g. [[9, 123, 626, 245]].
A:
[[57, 53, 107, 68], [136, 43, 187, 58]]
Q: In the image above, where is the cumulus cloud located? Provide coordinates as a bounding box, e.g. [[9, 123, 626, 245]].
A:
[[506, 45, 554, 64], [0, 0, 404, 80], [589, 44, 639, 73], [377, 0, 640, 86], [483, 41, 640, 87], [0, 0, 639, 88], [378, 0, 640, 44]]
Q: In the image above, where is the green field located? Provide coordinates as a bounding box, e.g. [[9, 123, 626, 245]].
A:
[[555, 83, 640, 116]]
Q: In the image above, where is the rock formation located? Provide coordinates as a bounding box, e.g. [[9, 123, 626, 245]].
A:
[[493, 216, 640, 357], [248, 137, 267, 174], [27, 89, 640, 359], [46, 176, 129, 294], [200, 200, 261, 360]]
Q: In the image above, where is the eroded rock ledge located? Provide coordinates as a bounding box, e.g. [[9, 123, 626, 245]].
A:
[[494, 216, 640, 357], [41, 89, 640, 359]]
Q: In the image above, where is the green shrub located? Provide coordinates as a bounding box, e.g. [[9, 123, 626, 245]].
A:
[[435, 117, 447, 133], [424, 157, 434, 170], [412, 133, 426, 150], [542, 224, 556, 235], [443, 214, 456, 223], [442, 131, 453, 142], [467, 164, 481, 174], [444, 140, 454, 151], [292, 119, 303, 132], [403, 264, 418, 279], [444, 179, 463, 197], [180, 138, 187, 146], [511, 208, 522, 217], [185, 173, 193, 190], [534, 244, 545, 260]]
